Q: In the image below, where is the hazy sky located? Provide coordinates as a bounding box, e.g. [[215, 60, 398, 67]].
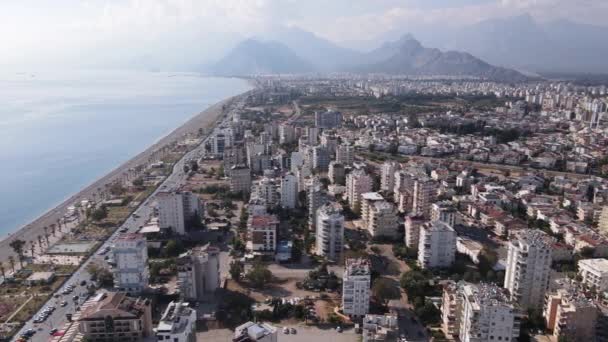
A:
[[1, 0, 607, 69]]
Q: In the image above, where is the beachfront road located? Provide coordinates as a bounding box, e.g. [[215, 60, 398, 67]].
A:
[[14, 101, 242, 342]]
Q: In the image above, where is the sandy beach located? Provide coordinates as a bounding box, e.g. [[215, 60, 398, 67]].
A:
[[0, 91, 250, 266]]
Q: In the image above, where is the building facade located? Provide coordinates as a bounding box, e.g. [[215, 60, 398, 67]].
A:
[[155, 301, 197, 342], [417, 221, 457, 269], [112, 233, 149, 294], [176, 244, 220, 301], [342, 258, 371, 317], [316, 203, 344, 261], [504, 229, 554, 310], [157, 191, 203, 235]]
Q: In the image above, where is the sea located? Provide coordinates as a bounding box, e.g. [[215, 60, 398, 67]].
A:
[[0, 70, 252, 236]]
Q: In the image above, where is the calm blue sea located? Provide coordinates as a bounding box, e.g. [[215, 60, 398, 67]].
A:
[[0, 70, 251, 235]]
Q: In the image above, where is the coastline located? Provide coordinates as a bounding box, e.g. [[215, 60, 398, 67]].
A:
[[0, 89, 251, 264]]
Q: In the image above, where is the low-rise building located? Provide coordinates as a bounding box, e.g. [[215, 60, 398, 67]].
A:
[[233, 321, 278, 342], [77, 291, 153, 341], [155, 301, 197, 342], [361, 314, 398, 342]]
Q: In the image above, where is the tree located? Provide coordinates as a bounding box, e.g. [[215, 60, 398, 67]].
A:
[[132, 178, 144, 187], [229, 260, 244, 282], [8, 256, 15, 273], [90, 205, 108, 221], [0, 263, 5, 279], [400, 271, 431, 299], [29, 241, 35, 258], [87, 263, 114, 287], [109, 183, 126, 196], [414, 300, 441, 325], [163, 240, 184, 257], [372, 277, 401, 307], [246, 262, 273, 288], [9, 239, 26, 267]]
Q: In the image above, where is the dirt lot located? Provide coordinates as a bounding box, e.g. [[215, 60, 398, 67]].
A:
[[197, 325, 358, 342]]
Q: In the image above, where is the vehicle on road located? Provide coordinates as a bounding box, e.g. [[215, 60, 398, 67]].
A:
[[49, 328, 58, 335], [283, 327, 290, 334], [336, 326, 342, 333], [290, 328, 296, 334], [60, 301, 68, 307]]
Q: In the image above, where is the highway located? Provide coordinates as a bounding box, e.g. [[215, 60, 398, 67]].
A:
[[14, 100, 242, 342]]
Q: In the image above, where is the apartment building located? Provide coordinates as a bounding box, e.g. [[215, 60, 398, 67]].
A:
[[176, 244, 220, 301], [360, 192, 385, 223], [230, 165, 252, 194], [315, 203, 344, 261], [441, 281, 464, 339], [251, 177, 279, 209], [308, 178, 328, 230], [417, 221, 456, 269], [328, 162, 346, 185], [367, 201, 399, 239], [380, 161, 400, 193], [342, 258, 371, 317], [247, 215, 279, 255], [431, 201, 457, 227], [112, 233, 149, 294], [280, 172, 298, 209], [155, 301, 197, 342], [459, 283, 521, 342], [578, 258, 608, 291], [544, 279, 598, 342], [312, 145, 330, 171], [413, 177, 437, 218], [346, 169, 373, 211], [404, 215, 425, 249], [77, 291, 153, 341], [315, 109, 342, 129], [336, 144, 355, 166], [157, 191, 203, 235], [504, 229, 554, 310]]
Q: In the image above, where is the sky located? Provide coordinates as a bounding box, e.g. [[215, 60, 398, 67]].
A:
[[1, 0, 607, 70]]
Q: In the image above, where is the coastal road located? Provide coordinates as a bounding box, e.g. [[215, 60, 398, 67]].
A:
[[14, 100, 243, 342]]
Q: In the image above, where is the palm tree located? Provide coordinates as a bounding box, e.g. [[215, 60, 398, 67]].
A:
[[8, 256, 15, 273], [43, 226, 49, 242], [29, 241, 35, 258], [0, 263, 5, 279], [44, 232, 50, 246], [9, 239, 26, 267], [37, 235, 43, 251], [50, 224, 56, 236]]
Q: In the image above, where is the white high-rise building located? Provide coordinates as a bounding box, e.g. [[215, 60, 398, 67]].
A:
[[431, 201, 457, 227], [157, 191, 203, 235], [459, 283, 522, 342], [504, 229, 554, 310], [342, 258, 371, 317], [280, 173, 298, 209], [112, 233, 149, 294], [316, 203, 344, 261], [176, 244, 220, 301], [346, 169, 373, 211], [279, 124, 295, 144], [155, 301, 197, 342], [380, 161, 399, 193], [368, 201, 399, 239], [417, 221, 456, 269], [336, 144, 355, 166], [328, 162, 346, 185]]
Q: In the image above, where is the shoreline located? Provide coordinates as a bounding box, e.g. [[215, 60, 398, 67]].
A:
[[0, 88, 252, 264]]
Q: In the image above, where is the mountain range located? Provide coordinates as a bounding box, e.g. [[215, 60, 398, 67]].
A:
[[208, 32, 529, 81]]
